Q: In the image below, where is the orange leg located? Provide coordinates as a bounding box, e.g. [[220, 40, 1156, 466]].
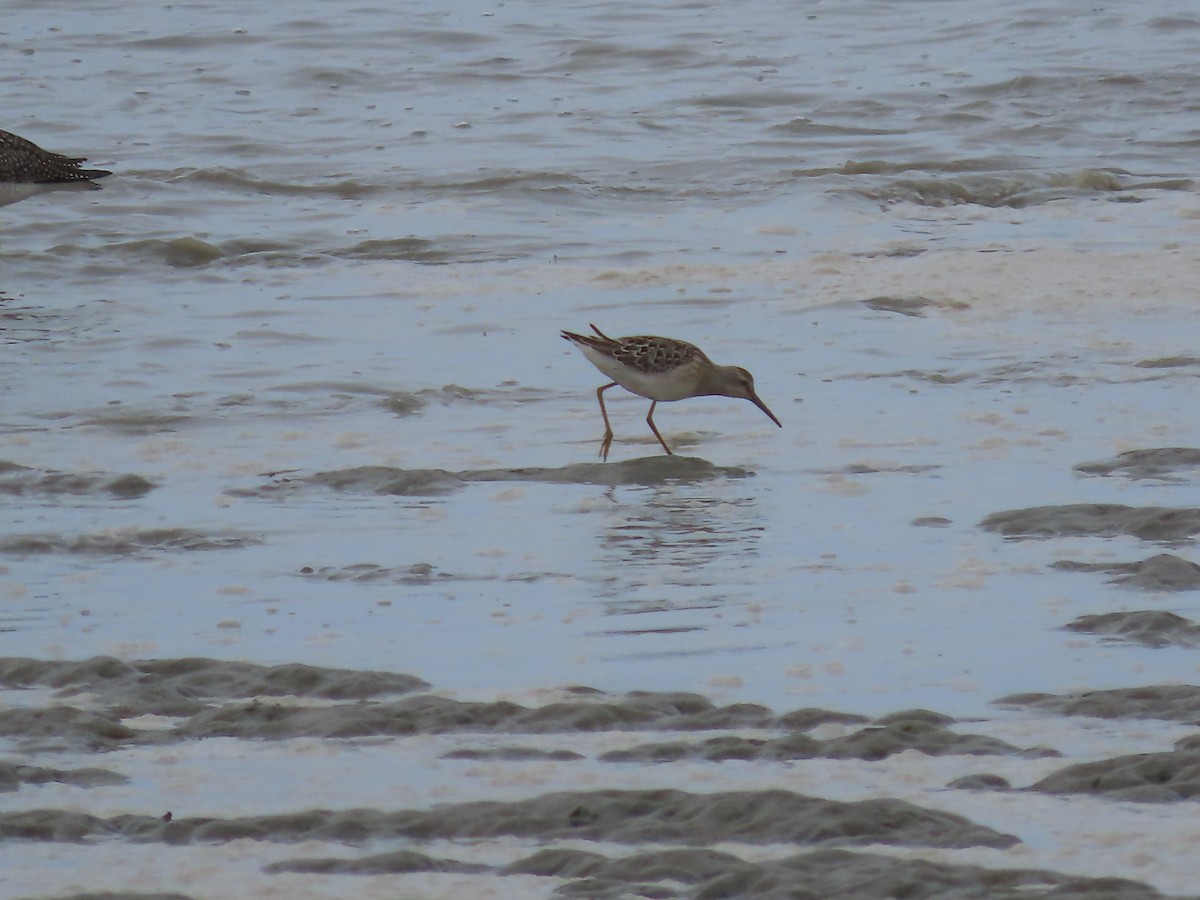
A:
[[645, 400, 673, 456], [596, 382, 617, 461]]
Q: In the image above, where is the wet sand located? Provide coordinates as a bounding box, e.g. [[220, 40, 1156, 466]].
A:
[[2, 656, 1200, 898]]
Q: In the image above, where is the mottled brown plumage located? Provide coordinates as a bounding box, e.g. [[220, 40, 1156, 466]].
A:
[[561, 323, 781, 460], [604, 332, 706, 375], [0, 129, 111, 183]]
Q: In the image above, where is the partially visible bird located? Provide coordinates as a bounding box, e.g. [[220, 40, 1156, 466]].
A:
[[561, 323, 782, 461], [0, 128, 112, 184]]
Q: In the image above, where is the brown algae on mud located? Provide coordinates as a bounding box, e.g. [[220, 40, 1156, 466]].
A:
[[997, 684, 1200, 725], [1029, 749, 1200, 803], [0, 461, 157, 499], [980, 504, 1200, 542], [1074, 447, 1200, 481], [1063, 611, 1200, 648], [1052, 555, 1200, 592], [0, 788, 1018, 848], [0, 528, 261, 557]]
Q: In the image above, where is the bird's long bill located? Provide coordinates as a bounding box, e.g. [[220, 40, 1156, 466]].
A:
[[749, 391, 782, 428]]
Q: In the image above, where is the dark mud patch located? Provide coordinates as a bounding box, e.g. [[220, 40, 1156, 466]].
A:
[[980, 504, 1200, 541], [76, 413, 194, 436], [997, 684, 1200, 723], [297, 560, 555, 585], [947, 773, 1013, 792], [1135, 356, 1200, 369], [255, 381, 528, 419], [299, 561, 452, 583], [0, 760, 128, 792], [1075, 448, 1200, 482], [0, 461, 156, 499], [1028, 746, 1200, 803], [322, 457, 755, 492], [232, 457, 754, 498], [819, 462, 940, 476], [0, 661, 1054, 763], [442, 746, 586, 761], [0, 657, 427, 753], [0, 706, 144, 753], [776, 707, 872, 730], [0, 670, 866, 750], [912, 515, 953, 528], [1053, 554, 1200, 591], [599, 715, 1057, 763], [1064, 611, 1200, 648], [265, 847, 487, 875], [846, 357, 1100, 388], [0, 659, 431, 751], [507, 846, 743, 889], [224, 383, 548, 423], [0, 656, 429, 718], [380, 393, 428, 416], [862, 294, 968, 316], [265, 844, 1162, 899], [174, 691, 859, 742], [0, 528, 261, 557], [512, 847, 1170, 900], [0, 788, 1018, 848]]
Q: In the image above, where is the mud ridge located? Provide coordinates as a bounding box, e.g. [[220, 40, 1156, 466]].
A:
[[980, 504, 1200, 541], [1064, 611, 1200, 648], [1053, 554, 1200, 591], [0, 788, 1018, 849], [0, 461, 156, 499], [233, 457, 755, 498]]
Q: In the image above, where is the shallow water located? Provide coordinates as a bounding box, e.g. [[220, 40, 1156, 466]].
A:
[[4, 0, 1200, 897]]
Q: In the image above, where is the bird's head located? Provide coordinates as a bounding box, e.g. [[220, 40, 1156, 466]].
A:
[[721, 366, 781, 428]]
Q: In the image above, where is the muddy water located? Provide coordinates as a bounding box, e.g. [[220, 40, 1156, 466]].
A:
[[7, 0, 1200, 896]]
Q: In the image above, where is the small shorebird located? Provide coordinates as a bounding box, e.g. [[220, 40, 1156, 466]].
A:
[[0, 129, 112, 183], [561, 324, 782, 460]]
